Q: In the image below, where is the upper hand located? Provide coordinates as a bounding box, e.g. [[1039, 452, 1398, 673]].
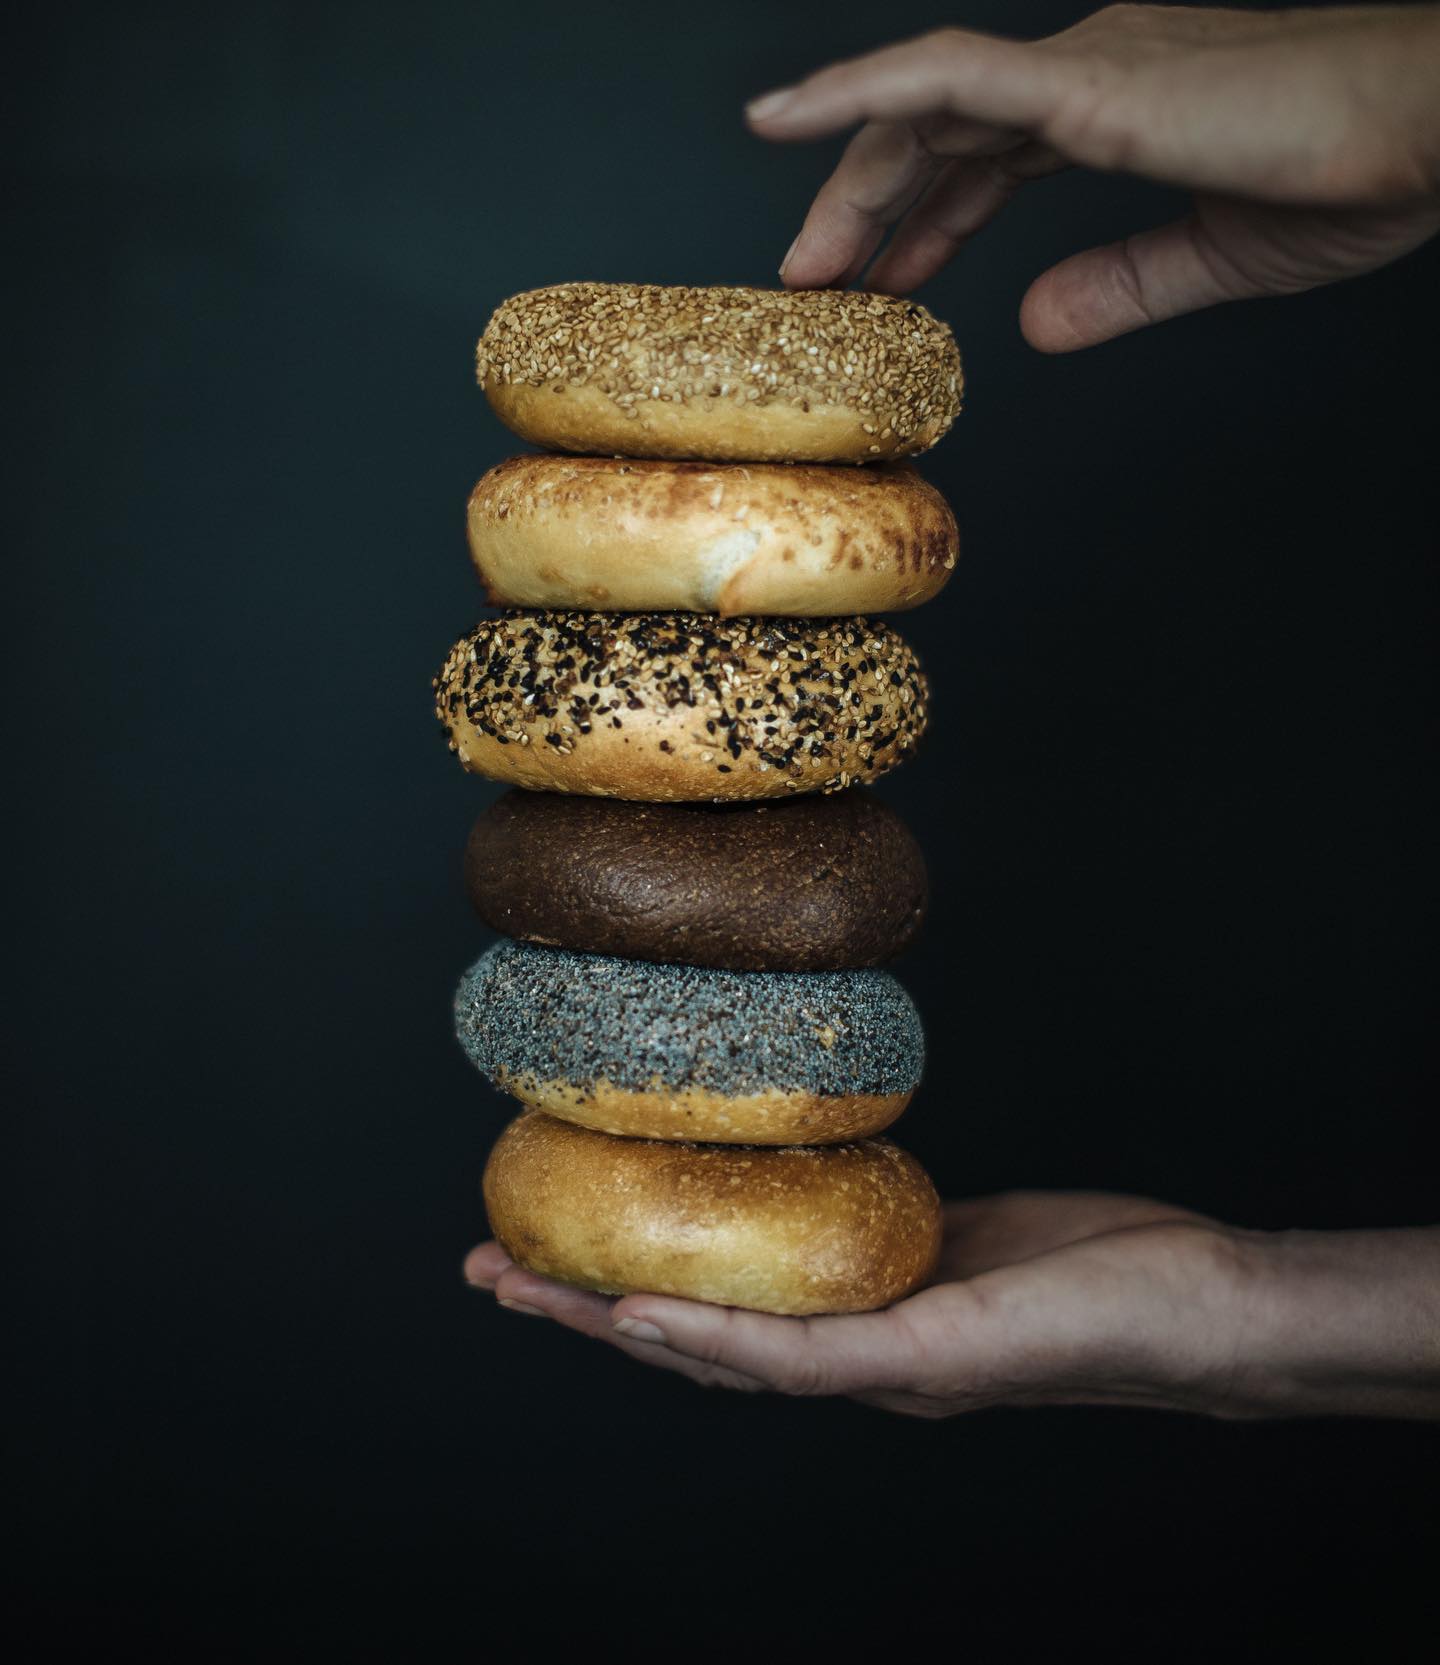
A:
[[745, 3, 1440, 349]]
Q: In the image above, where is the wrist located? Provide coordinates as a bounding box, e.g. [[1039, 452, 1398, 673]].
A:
[[1377, 5, 1440, 201], [1180, 1225, 1440, 1421]]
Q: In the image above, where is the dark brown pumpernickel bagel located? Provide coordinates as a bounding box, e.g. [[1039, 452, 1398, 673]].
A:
[[464, 788, 927, 970]]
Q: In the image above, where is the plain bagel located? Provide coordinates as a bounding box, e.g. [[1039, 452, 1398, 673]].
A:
[[466, 454, 958, 616], [483, 1110, 943, 1315], [475, 282, 963, 464], [434, 610, 929, 801]]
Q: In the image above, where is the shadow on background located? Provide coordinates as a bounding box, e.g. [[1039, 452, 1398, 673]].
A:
[[7, 0, 1437, 1655]]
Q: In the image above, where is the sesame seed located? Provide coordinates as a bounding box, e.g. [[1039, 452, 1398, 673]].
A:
[[474, 283, 963, 453]]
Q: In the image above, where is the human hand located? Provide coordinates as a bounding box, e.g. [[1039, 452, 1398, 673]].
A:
[[745, 3, 1440, 349], [465, 1190, 1440, 1419], [467, 1190, 1251, 1415]]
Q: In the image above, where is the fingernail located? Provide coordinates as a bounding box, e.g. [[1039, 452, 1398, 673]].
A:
[[498, 1298, 546, 1318], [779, 235, 800, 279], [613, 1316, 667, 1345], [746, 87, 795, 122]]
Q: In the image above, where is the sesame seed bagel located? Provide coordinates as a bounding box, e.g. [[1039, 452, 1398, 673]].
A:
[[434, 611, 928, 802], [466, 454, 958, 616], [484, 1111, 942, 1314], [455, 940, 924, 1145], [464, 788, 928, 971], [475, 282, 962, 464]]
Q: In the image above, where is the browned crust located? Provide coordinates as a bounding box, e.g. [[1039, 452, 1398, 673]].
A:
[[466, 454, 958, 617], [486, 381, 951, 465], [494, 1071, 911, 1145], [482, 1111, 943, 1315]]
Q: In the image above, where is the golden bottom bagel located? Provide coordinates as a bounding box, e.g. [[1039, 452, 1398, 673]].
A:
[[466, 454, 958, 616], [483, 1111, 943, 1315], [434, 610, 928, 801]]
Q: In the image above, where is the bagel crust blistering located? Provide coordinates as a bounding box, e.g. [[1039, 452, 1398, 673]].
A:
[[434, 610, 929, 801], [475, 282, 963, 464], [466, 454, 958, 616], [483, 1110, 943, 1314]]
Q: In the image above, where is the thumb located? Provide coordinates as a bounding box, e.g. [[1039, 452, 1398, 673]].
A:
[[1020, 215, 1256, 352]]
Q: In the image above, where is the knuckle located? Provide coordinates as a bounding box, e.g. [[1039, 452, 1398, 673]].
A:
[[675, 1313, 742, 1373], [1091, 3, 1153, 28], [858, 1388, 963, 1420], [904, 1395, 960, 1421], [981, 156, 1026, 193], [772, 1355, 835, 1398], [1108, 236, 1154, 320], [922, 25, 967, 53], [697, 1365, 765, 1395], [913, 25, 975, 73], [770, 1321, 849, 1397], [1182, 222, 1259, 303], [795, 59, 850, 106], [1313, 132, 1437, 204], [1048, 90, 1140, 172]]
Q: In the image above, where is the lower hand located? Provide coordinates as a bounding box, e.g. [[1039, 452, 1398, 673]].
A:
[[466, 1189, 1440, 1419], [467, 1190, 1253, 1415]]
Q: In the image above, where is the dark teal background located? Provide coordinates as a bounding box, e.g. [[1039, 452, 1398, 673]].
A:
[[8, 1, 1437, 1654]]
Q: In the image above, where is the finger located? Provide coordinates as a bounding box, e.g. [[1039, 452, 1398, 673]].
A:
[[780, 120, 940, 289], [746, 27, 1067, 144], [850, 1387, 962, 1420], [462, 1241, 513, 1289], [491, 1265, 770, 1393], [780, 114, 1037, 288], [609, 1293, 925, 1396], [1020, 214, 1262, 352], [863, 143, 1066, 293], [492, 1263, 612, 1324]]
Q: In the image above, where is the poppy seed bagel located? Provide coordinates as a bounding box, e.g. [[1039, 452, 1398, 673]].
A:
[[454, 938, 924, 1144]]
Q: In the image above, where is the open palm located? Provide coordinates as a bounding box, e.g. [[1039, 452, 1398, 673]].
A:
[[466, 1189, 1254, 1417]]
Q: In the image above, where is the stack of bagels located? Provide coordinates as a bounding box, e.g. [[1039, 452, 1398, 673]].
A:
[[436, 281, 963, 1316]]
